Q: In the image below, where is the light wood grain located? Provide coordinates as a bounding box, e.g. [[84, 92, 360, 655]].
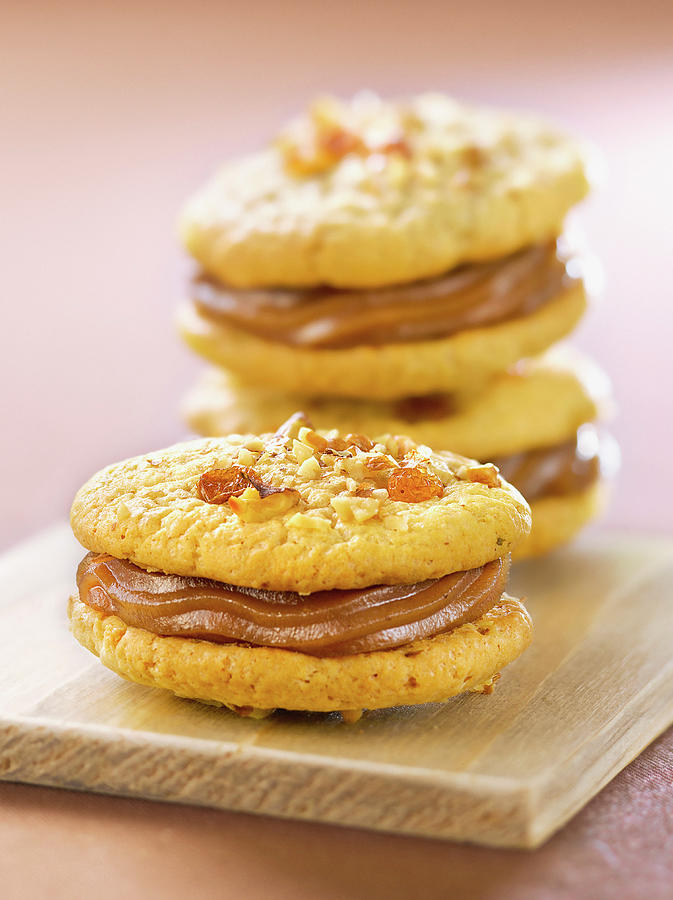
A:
[[0, 525, 672, 848]]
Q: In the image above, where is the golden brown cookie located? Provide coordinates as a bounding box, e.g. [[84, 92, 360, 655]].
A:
[[182, 347, 609, 459], [71, 422, 530, 594], [180, 93, 588, 289]]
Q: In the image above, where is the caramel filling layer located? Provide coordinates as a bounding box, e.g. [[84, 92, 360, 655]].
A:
[[493, 426, 601, 502], [77, 554, 510, 657], [191, 242, 580, 349]]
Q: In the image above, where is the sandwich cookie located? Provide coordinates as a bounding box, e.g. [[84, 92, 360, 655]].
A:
[[183, 350, 617, 559], [178, 93, 590, 398], [69, 415, 533, 719]]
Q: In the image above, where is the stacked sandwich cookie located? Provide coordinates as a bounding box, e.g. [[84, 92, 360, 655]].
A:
[[184, 349, 617, 559], [178, 92, 616, 556], [69, 416, 533, 720]]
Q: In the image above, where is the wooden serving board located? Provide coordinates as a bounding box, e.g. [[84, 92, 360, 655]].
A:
[[1, 525, 672, 848]]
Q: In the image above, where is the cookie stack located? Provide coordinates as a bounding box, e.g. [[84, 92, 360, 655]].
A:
[[178, 93, 616, 557], [70, 417, 533, 718]]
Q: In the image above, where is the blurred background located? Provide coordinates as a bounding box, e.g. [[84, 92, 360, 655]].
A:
[[2, 0, 672, 549]]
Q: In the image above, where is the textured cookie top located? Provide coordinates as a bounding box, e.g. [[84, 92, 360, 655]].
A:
[[71, 416, 531, 593], [180, 92, 589, 288]]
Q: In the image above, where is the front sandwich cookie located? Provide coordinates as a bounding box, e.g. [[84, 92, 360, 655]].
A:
[[69, 415, 533, 720]]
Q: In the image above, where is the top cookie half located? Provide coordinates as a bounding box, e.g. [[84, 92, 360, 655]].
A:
[[180, 93, 589, 289], [70, 417, 531, 593]]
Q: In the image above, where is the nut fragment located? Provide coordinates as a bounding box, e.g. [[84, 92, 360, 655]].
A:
[[387, 466, 444, 503], [297, 456, 322, 480], [298, 426, 328, 452], [330, 495, 381, 523], [292, 439, 315, 464], [287, 512, 333, 532], [237, 448, 256, 467], [229, 487, 300, 522], [275, 411, 313, 440], [458, 463, 500, 488]]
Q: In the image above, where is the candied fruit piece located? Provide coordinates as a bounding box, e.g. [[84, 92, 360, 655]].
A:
[[325, 436, 349, 452], [198, 465, 291, 505], [344, 433, 374, 452], [364, 455, 395, 472], [320, 126, 363, 159], [198, 467, 251, 504], [387, 466, 444, 503], [377, 136, 412, 158]]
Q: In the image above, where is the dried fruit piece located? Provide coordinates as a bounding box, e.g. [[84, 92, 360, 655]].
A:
[[377, 136, 412, 158], [198, 465, 293, 505], [387, 466, 444, 503], [198, 467, 251, 504], [344, 433, 374, 452], [321, 126, 363, 159], [325, 436, 349, 452], [364, 455, 396, 472]]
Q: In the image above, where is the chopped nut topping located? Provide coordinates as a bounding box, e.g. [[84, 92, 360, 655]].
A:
[[330, 495, 382, 524], [237, 447, 256, 467], [292, 439, 315, 464], [458, 463, 500, 488], [279, 97, 414, 176], [387, 466, 444, 503], [229, 487, 300, 522], [275, 412, 313, 441], [287, 511, 333, 531], [298, 426, 328, 452], [297, 456, 322, 480]]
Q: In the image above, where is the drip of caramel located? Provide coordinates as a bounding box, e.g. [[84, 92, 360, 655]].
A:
[[191, 242, 580, 349], [494, 428, 601, 501], [77, 554, 510, 657]]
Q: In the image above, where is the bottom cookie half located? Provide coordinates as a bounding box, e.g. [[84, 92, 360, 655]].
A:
[[68, 595, 532, 716], [513, 482, 606, 560]]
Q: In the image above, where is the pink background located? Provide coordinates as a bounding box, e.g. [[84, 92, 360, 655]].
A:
[[2, 0, 672, 550], [2, 2, 673, 897]]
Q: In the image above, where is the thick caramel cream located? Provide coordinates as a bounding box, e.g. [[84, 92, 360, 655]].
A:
[[494, 427, 601, 501], [191, 242, 580, 349], [77, 554, 510, 656]]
